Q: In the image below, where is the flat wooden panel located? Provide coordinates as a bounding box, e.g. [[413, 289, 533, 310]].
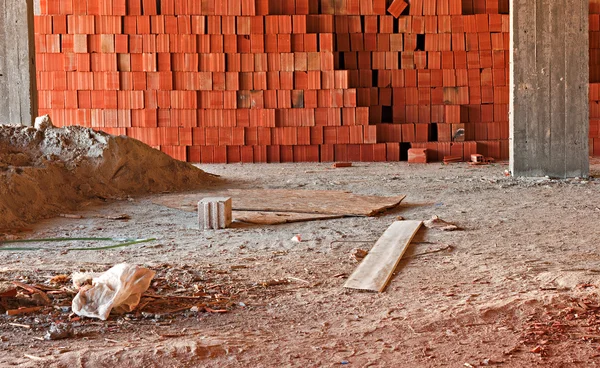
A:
[[154, 189, 406, 216], [510, 0, 589, 178], [344, 221, 422, 292], [234, 211, 343, 225]]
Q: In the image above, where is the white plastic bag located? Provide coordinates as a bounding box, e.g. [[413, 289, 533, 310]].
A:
[[72, 264, 155, 320]]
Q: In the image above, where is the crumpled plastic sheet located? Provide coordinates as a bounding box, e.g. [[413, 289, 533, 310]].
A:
[[72, 264, 155, 320]]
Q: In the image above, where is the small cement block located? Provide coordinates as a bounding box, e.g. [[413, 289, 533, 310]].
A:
[[198, 197, 232, 230]]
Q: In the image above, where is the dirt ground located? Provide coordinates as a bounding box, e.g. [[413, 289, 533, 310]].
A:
[[3, 160, 600, 367]]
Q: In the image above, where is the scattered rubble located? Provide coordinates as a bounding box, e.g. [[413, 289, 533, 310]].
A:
[[424, 215, 461, 231], [44, 323, 74, 341], [72, 264, 156, 320]]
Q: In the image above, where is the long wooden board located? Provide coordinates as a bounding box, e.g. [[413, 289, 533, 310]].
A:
[[344, 221, 422, 292], [153, 189, 406, 217]]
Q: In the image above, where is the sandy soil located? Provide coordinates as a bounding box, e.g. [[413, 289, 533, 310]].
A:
[[0, 120, 218, 229], [2, 161, 600, 367]]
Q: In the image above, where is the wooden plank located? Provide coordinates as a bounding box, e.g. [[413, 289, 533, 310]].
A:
[[344, 221, 422, 292], [6, 306, 43, 316], [154, 189, 406, 217]]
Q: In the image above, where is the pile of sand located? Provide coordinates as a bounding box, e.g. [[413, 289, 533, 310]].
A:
[[0, 116, 220, 229]]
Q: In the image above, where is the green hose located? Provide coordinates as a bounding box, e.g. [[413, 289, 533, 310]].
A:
[[0, 237, 156, 251]]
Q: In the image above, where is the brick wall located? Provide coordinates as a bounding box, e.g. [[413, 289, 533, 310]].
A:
[[32, 0, 596, 163]]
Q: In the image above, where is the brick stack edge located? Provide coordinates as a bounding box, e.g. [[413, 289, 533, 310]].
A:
[[32, 0, 598, 164]]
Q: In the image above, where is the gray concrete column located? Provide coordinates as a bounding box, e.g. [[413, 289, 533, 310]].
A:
[[0, 0, 38, 126], [510, 0, 589, 178]]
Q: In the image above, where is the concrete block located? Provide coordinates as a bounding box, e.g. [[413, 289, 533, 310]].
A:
[[198, 197, 232, 230]]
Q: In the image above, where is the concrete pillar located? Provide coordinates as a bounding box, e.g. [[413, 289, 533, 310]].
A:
[[0, 0, 38, 126], [510, 0, 589, 178]]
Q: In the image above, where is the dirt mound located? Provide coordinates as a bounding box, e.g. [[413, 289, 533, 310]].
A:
[[0, 117, 220, 229]]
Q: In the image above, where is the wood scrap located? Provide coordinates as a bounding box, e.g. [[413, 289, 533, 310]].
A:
[[99, 214, 131, 220], [154, 189, 406, 218], [344, 221, 423, 292], [49, 275, 70, 285], [143, 293, 211, 300], [260, 279, 291, 287], [12, 282, 52, 305], [0, 283, 17, 298], [205, 308, 228, 313], [424, 215, 460, 231], [59, 214, 83, 219], [8, 322, 31, 329], [58, 214, 130, 220], [24, 354, 46, 361], [233, 211, 343, 225], [6, 306, 43, 316], [287, 277, 310, 284]]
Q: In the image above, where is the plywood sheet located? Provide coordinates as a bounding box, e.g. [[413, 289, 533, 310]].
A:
[[153, 189, 406, 217], [344, 221, 422, 292], [234, 211, 343, 225]]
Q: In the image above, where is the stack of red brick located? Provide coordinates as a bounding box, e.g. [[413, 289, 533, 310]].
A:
[[31, 0, 576, 163]]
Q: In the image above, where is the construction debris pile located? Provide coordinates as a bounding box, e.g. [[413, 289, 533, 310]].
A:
[[0, 117, 219, 229], [522, 293, 600, 358], [0, 264, 238, 325]]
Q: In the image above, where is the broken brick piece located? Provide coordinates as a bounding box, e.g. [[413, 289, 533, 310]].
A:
[[387, 0, 409, 18], [333, 162, 353, 168], [443, 155, 462, 164], [408, 148, 428, 163]]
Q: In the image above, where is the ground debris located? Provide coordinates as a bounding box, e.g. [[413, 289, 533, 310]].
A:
[[423, 215, 461, 231], [59, 214, 83, 219], [521, 293, 600, 357], [49, 275, 70, 285], [99, 214, 131, 220], [352, 249, 369, 261], [259, 279, 291, 287], [44, 323, 74, 341], [6, 306, 43, 316], [0, 283, 17, 298], [12, 281, 52, 305], [72, 264, 155, 320]]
